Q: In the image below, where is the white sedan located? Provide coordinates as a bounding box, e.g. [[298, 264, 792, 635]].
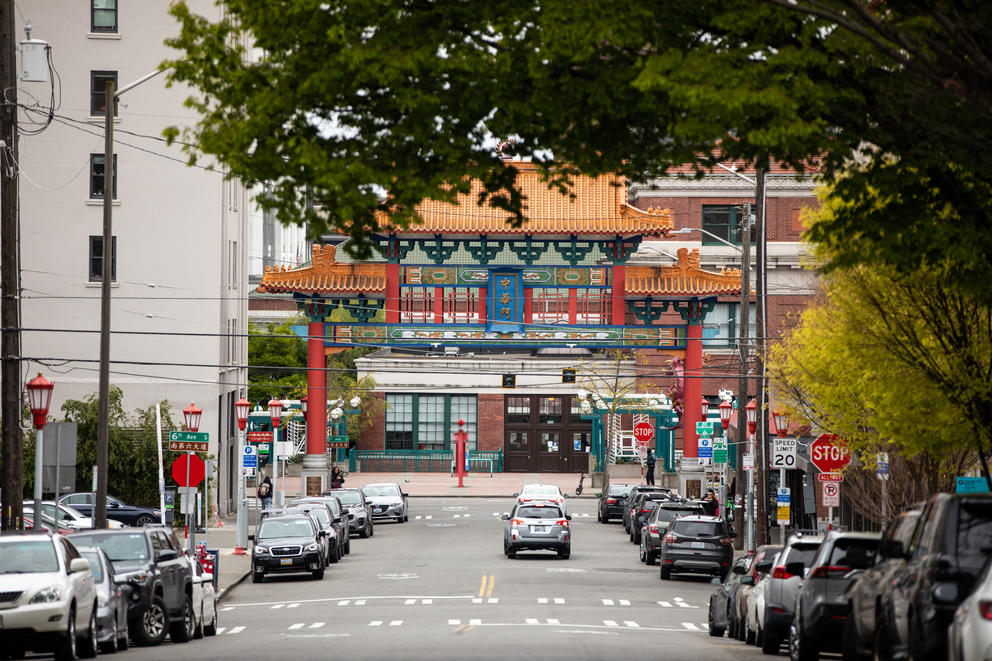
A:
[[186, 553, 218, 638], [948, 557, 992, 661], [25, 500, 125, 530], [514, 484, 568, 511]]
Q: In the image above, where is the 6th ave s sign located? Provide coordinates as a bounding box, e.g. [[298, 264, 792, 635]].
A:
[[810, 434, 851, 474]]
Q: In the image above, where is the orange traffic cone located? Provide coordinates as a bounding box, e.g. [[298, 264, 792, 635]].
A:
[[213, 505, 223, 527]]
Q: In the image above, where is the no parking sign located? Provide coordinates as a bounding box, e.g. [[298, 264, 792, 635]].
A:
[[822, 482, 840, 507]]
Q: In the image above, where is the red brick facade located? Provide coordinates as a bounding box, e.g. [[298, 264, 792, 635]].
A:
[[478, 394, 505, 452]]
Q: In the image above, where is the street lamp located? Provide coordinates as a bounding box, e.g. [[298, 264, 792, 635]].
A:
[[745, 399, 757, 436], [26, 373, 53, 530], [772, 410, 788, 437], [234, 396, 250, 555], [744, 398, 758, 551], [268, 398, 284, 507], [181, 402, 202, 552], [718, 399, 733, 431], [700, 397, 710, 421]]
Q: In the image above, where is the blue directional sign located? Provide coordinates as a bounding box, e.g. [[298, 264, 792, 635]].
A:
[[242, 445, 257, 468]]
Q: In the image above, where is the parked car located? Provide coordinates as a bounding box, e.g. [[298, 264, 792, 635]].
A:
[[597, 483, 635, 523], [287, 502, 345, 564], [746, 551, 782, 646], [325, 488, 374, 538], [708, 554, 753, 637], [69, 525, 195, 646], [788, 530, 880, 659], [291, 496, 351, 555], [948, 556, 992, 661], [25, 500, 125, 530], [736, 545, 782, 643], [187, 555, 217, 638], [659, 515, 735, 581], [58, 493, 161, 527], [0, 532, 99, 660], [76, 546, 130, 653], [874, 493, 992, 661], [640, 501, 706, 564], [629, 492, 675, 544], [362, 482, 410, 523], [842, 506, 922, 660], [623, 485, 671, 532], [753, 533, 823, 654], [514, 484, 567, 511], [250, 513, 327, 582], [501, 501, 572, 559], [258, 507, 332, 567]]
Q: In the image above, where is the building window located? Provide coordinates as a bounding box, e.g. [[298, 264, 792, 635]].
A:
[[442, 288, 479, 323], [90, 153, 117, 199], [91, 0, 118, 33], [384, 394, 477, 451], [541, 432, 560, 453], [508, 431, 527, 451], [88, 235, 117, 282], [703, 302, 756, 347], [539, 397, 563, 425], [506, 396, 531, 424], [573, 431, 591, 453], [400, 287, 432, 323], [90, 71, 118, 116], [701, 205, 743, 246], [531, 288, 568, 324], [576, 289, 608, 324]]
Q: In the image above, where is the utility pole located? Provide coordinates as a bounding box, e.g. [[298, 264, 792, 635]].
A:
[[737, 202, 752, 550], [753, 167, 770, 547], [0, 0, 23, 531]]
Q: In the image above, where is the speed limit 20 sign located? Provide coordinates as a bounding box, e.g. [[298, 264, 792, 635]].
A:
[[772, 438, 798, 469]]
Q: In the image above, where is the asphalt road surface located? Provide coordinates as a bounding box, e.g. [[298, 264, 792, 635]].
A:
[[120, 497, 779, 661]]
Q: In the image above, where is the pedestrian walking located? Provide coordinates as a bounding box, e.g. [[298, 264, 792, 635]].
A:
[[330, 466, 346, 489], [702, 488, 719, 517], [644, 449, 656, 485], [257, 475, 273, 510]]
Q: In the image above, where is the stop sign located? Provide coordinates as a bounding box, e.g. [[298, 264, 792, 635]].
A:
[[810, 434, 851, 473], [633, 422, 654, 446], [171, 454, 205, 487]]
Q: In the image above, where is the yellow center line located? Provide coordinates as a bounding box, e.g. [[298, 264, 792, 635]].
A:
[[464, 625, 475, 632], [453, 624, 466, 633], [486, 574, 495, 598], [477, 575, 487, 598]]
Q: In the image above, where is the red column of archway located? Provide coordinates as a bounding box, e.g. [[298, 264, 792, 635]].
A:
[[306, 320, 327, 457], [683, 321, 703, 458], [612, 264, 626, 324]]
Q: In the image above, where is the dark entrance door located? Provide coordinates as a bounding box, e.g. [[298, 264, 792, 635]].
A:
[[503, 395, 590, 473]]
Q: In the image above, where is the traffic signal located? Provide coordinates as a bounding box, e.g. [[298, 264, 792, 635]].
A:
[[562, 368, 576, 383], [502, 374, 515, 388]]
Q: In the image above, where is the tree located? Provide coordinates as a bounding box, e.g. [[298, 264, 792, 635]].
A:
[[247, 318, 308, 404], [165, 1, 992, 299]]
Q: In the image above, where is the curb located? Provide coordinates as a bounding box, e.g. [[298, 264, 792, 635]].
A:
[[217, 570, 251, 604], [405, 494, 599, 499]]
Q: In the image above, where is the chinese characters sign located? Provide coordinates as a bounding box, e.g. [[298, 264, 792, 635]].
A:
[[488, 270, 523, 333]]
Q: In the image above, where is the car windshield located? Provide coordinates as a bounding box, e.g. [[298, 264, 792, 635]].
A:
[[522, 486, 558, 496], [363, 484, 400, 497], [826, 538, 878, 569], [78, 551, 104, 581], [298, 507, 330, 526], [958, 501, 992, 560], [516, 506, 563, 519], [657, 507, 700, 523], [334, 491, 362, 505], [784, 543, 820, 567], [607, 485, 633, 496], [71, 533, 150, 562], [672, 521, 723, 537], [258, 519, 314, 539], [0, 540, 59, 573], [59, 504, 86, 519]]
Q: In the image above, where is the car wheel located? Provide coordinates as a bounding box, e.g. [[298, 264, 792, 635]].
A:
[[252, 569, 264, 583], [132, 595, 169, 646], [746, 624, 756, 645], [169, 594, 195, 643], [204, 603, 217, 636], [344, 538, 351, 554], [77, 606, 98, 658], [99, 611, 119, 653], [329, 545, 340, 564], [639, 538, 647, 563], [312, 567, 325, 580], [117, 617, 128, 651], [873, 612, 893, 661], [133, 514, 154, 527], [558, 546, 570, 559], [788, 618, 817, 661], [54, 605, 77, 661], [660, 566, 671, 580], [369, 522, 374, 537], [359, 523, 369, 538], [506, 545, 516, 559], [709, 607, 725, 637], [762, 628, 781, 655], [633, 528, 641, 544], [843, 608, 868, 660], [738, 615, 747, 641], [646, 550, 657, 565]]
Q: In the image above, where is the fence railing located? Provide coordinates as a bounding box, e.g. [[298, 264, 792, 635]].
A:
[[355, 449, 503, 474]]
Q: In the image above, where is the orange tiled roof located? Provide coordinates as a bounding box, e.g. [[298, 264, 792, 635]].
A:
[[625, 248, 743, 296], [378, 162, 673, 236], [256, 245, 386, 294]]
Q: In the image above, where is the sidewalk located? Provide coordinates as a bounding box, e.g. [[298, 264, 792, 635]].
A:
[[190, 512, 251, 602]]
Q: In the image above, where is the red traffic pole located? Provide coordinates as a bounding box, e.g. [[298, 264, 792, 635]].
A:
[[454, 419, 468, 488]]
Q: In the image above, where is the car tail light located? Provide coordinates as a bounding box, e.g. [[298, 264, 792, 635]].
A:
[[511, 519, 524, 526], [522, 498, 531, 502], [810, 565, 850, 579], [772, 566, 798, 579], [719, 537, 731, 546], [557, 519, 569, 527], [664, 533, 678, 543], [640, 508, 652, 514], [649, 525, 659, 534], [979, 601, 992, 620], [606, 498, 617, 505]]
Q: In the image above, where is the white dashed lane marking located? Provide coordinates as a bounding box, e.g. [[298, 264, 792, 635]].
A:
[[624, 621, 640, 628], [309, 622, 325, 629], [389, 620, 403, 626], [227, 626, 245, 634], [603, 620, 619, 627], [288, 623, 305, 630], [682, 622, 700, 630], [369, 621, 383, 627], [287, 603, 299, 608]]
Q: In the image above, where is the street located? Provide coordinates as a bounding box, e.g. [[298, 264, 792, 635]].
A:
[[122, 497, 771, 661]]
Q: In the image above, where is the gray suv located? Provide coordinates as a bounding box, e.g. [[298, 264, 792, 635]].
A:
[[659, 515, 735, 580], [502, 502, 572, 559], [757, 532, 823, 654], [325, 489, 373, 538]]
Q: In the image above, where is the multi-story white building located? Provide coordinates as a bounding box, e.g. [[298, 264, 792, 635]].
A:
[[15, 1, 247, 514]]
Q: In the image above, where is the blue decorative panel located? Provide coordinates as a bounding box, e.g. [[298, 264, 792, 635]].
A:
[[488, 270, 523, 333]]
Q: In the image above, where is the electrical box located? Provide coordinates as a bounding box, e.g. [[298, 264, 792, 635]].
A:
[[562, 368, 576, 383], [20, 39, 49, 83]]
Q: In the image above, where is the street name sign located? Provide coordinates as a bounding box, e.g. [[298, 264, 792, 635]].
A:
[[771, 438, 798, 469], [822, 482, 840, 507], [168, 431, 209, 453], [248, 431, 273, 444], [326, 435, 349, 450]]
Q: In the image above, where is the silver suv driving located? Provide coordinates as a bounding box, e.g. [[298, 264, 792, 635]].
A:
[[501, 502, 572, 559]]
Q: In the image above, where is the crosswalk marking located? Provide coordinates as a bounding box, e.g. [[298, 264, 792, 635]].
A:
[[538, 597, 565, 604], [355, 600, 366, 606], [547, 618, 560, 625], [673, 597, 697, 608], [271, 604, 284, 609], [287, 603, 299, 608], [423, 599, 433, 605], [682, 622, 700, 630], [454, 514, 461, 518], [309, 622, 325, 629], [472, 598, 483, 604], [425, 515, 432, 520], [464, 514, 471, 518], [449, 619, 461, 626], [603, 620, 619, 627], [288, 623, 305, 630], [369, 621, 383, 627], [469, 618, 481, 625], [526, 618, 539, 625], [488, 598, 498, 604], [602, 599, 614, 606], [624, 621, 640, 628], [619, 599, 631, 606], [554, 597, 565, 604], [228, 626, 246, 634], [405, 599, 417, 605], [389, 620, 403, 626], [338, 600, 351, 606], [538, 598, 548, 604], [216, 627, 226, 635], [658, 601, 672, 608]]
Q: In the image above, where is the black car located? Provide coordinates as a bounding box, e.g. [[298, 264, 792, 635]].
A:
[[285, 501, 345, 564], [640, 501, 706, 564], [70, 526, 194, 646], [708, 554, 752, 637], [659, 515, 735, 581], [292, 496, 351, 556], [623, 485, 671, 533], [629, 493, 677, 544], [597, 484, 635, 523], [873, 493, 992, 661], [325, 488, 374, 538], [75, 546, 130, 653], [842, 506, 922, 659], [250, 514, 327, 582], [788, 531, 880, 659], [59, 493, 161, 527]]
